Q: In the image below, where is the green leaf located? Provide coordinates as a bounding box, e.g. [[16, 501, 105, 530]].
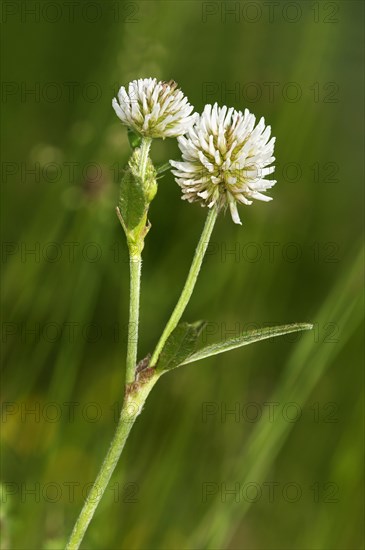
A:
[[156, 162, 171, 176], [157, 321, 207, 372], [127, 128, 142, 149], [118, 167, 147, 231], [181, 323, 313, 365]]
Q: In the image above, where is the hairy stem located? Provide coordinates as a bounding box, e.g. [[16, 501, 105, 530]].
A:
[[66, 137, 155, 549], [65, 374, 159, 550], [150, 206, 218, 367], [125, 253, 142, 384], [125, 137, 152, 385]]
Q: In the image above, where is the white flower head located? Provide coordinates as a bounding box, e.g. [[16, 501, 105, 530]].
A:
[[170, 103, 276, 225], [112, 78, 196, 139]]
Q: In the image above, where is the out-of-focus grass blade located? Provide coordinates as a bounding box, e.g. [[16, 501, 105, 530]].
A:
[[190, 245, 363, 549]]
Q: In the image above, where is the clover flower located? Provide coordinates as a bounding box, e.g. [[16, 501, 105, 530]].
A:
[[112, 78, 196, 139], [170, 103, 276, 224]]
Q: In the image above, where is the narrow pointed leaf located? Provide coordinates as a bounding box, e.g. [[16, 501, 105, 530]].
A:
[[157, 321, 207, 372], [181, 323, 313, 365], [156, 162, 172, 176]]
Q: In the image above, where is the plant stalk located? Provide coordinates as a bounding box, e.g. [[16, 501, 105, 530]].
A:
[[65, 374, 159, 550], [66, 137, 155, 549], [150, 205, 219, 367], [125, 252, 142, 385], [125, 136, 152, 385]]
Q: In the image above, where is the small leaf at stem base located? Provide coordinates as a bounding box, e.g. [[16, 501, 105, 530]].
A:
[[157, 321, 207, 372]]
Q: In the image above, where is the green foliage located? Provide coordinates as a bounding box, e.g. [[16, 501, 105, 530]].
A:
[[117, 147, 157, 251], [118, 167, 146, 232], [157, 321, 206, 372], [127, 128, 142, 149], [156, 161, 172, 176], [157, 323, 313, 372], [183, 323, 313, 365]]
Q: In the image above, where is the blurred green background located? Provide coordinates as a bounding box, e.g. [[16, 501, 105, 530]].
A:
[[1, 1, 364, 548]]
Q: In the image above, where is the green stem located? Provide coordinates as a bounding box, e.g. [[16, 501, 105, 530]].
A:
[[125, 136, 152, 385], [66, 137, 155, 549], [150, 206, 219, 367], [125, 252, 142, 385], [65, 374, 159, 550]]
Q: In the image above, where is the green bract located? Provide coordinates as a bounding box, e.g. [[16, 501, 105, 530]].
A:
[[117, 145, 157, 253]]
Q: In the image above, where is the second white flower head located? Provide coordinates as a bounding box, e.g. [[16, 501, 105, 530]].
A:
[[112, 78, 196, 139], [170, 103, 276, 224]]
